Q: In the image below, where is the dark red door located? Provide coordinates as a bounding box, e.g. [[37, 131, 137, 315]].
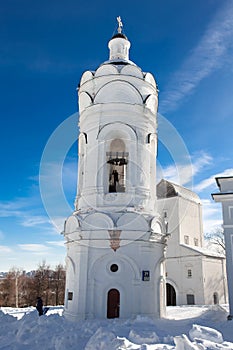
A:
[[107, 289, 120, 318]]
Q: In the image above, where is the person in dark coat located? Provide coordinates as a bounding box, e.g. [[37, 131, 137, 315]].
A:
[[36, 297, 43, 316]]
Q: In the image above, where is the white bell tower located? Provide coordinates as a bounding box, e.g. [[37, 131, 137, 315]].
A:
[[63, 18, 167, 321]]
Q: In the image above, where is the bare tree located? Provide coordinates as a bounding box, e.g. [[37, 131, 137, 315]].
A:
[[51, 264, 66, 305], [0, 262, 66, 307], [204, 226, 225, 255], [33, 261, 51, 305]]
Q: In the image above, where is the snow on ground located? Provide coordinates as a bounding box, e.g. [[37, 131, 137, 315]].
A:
[[1, 305, 233, 349]]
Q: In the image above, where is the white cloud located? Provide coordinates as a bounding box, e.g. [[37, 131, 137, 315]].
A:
[[20, 215, 50, 228], [201, 199, 222, 233], [46, 241, 65, 248], [18, 244, 50, 253], [194, 168, 233, 192], [0, 230, 4, 240], [160, 152, 212, 187], [160, 2, 233, 113], [0, 245, 13, 254]]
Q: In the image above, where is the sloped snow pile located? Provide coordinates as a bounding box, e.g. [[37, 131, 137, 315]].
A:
[[198, 305, 228, 323], [0, 305, 233, 349], [128, 328, 160, 344], [85, 327, 125, 350], [189, 324, 223, 343]]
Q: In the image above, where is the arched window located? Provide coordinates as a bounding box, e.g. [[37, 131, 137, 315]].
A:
[[213, 292, 219, 305], [106, 139, 128, 193]]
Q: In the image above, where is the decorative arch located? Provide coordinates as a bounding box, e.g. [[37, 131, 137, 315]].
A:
[[94, 80, 142, 104], [97, 122, 137, 142], [66, 256, 75, 274], [89, 251, 141, 281], [80, 70, 94, 86], [79, 92, 93, 113], [144, 94, 158, 114], [65, 215, 80, 234], [117, 212, 149, 231], [120, 65, 143, 79], [81, 212, 114, 230], [150, 219, 162, 234], [95, 64, 118, 77], [144, 72, 156, 87]]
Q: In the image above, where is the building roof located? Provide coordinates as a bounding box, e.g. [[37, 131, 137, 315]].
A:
[[180, 244, 225, 259], [157, 179, 201, 204], [216, 176, 233, 188], [111, 33, 128, 40]]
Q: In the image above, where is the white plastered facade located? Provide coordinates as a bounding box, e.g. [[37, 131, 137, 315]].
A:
[[157, 179, 227, 306], [212, 177, 233, 318], [63, 33, 168, 320]]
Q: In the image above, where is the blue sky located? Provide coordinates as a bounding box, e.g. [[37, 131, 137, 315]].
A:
[[1, 0, 233, 271]]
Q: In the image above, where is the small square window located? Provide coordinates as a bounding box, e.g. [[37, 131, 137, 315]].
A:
[[187, 294, 195, 305], [68, 292, 73, 301], [194, 238, 198, 246], [187, 269, 192, 278], [184, 235, 189, 245]]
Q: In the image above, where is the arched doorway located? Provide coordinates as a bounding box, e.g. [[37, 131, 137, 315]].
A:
[[107, 289, 120, 318], [166, 283, 176, 306]]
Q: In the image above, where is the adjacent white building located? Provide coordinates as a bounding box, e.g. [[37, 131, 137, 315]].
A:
[[157, 179, 227, 306], [212, 176, 233, 319], [63, 21, 168, 321]]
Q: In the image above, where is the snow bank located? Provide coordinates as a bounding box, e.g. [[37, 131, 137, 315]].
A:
[[189, 324, 223, 343], [0, 305, 233, 350], [128, 329, 160, 344]]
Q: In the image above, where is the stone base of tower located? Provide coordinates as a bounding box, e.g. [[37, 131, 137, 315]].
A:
[[63, 212, 167, 321]]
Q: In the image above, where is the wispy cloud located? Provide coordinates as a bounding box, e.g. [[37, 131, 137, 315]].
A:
[[46, 241, 65, 248], [201, 199, 222, 233], [0, 230, 5, 240], [160, 2, 233, 113], [20, 215, 50, 228], [18, 244, 50, 253], [159, 151, 212, 186], [0, 245, 13, 254], [194, 168, 233, 192]]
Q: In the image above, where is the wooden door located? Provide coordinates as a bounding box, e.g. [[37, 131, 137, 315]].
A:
[[107, 289, 120, 318]]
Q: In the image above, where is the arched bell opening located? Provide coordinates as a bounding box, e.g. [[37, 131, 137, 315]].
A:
[[107, 138, 128, 193]]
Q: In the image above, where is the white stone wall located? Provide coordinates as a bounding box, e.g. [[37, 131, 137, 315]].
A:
[[158, 188, 227, 306], [212, 177, 233, 317], [63, 212, 167, 320]]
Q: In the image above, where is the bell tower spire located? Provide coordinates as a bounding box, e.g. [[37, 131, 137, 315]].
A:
[[108, 16, 131, 62]]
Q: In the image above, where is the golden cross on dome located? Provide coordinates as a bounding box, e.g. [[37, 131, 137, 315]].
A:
[[117, 16, 123, 34]]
